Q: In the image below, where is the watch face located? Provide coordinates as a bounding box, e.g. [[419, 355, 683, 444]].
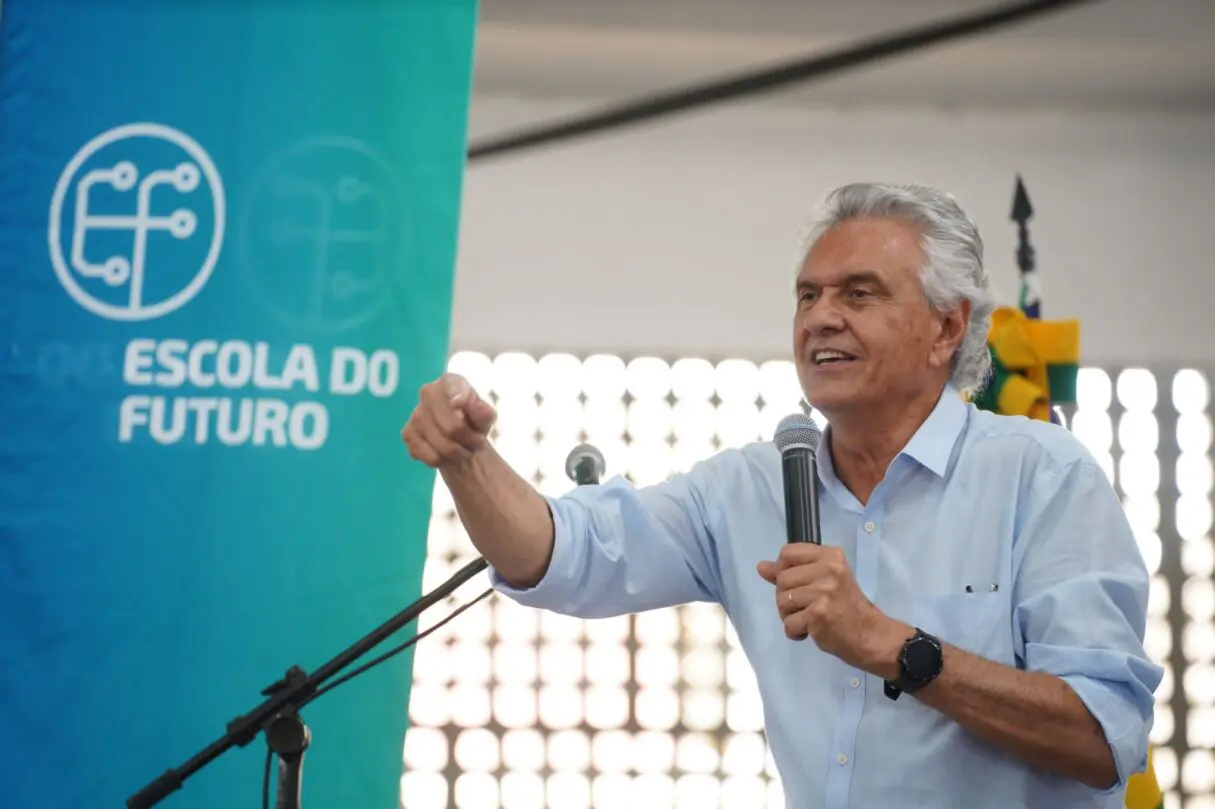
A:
[[904, 637, 942, 680]]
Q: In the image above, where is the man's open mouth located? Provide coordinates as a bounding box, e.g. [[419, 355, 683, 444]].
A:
[[812, 350, 857, 366]]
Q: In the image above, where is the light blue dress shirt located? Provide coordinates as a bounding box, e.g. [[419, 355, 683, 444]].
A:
[[491, 385, 1163, 808]]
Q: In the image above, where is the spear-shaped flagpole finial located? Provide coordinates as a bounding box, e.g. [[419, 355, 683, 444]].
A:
[[1011, 174, 1039, 319], [1011, 174, 1033, 223]]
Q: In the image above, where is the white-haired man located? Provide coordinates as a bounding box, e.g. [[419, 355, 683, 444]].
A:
[[402, 182, 1161, 807]]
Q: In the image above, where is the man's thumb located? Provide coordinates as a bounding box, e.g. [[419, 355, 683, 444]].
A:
[[465, 394, 497, 434]]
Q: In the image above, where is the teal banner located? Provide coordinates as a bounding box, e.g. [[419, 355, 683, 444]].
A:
[[0, 1, 477, 807]]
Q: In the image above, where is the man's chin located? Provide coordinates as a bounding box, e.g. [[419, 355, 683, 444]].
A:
[[804, 379, 866, 413]]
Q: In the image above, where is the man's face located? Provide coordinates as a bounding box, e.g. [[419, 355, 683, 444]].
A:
[[793, 216, 965, 415]]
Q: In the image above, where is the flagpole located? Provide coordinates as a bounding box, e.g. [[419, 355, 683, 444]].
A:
[[1011, 174, 1039, 320]]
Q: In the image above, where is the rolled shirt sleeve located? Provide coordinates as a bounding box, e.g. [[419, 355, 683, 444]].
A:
[[489, 457, 727, 619], [1012, 452, 1165, 792]]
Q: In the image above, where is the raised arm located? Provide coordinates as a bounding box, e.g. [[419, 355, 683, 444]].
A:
[[402, 374, 555, 588], [402, 373, 726, 618]]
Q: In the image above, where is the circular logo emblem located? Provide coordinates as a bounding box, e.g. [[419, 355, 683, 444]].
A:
[[47, 122, 226, 321], [237, 136, 408, 332]]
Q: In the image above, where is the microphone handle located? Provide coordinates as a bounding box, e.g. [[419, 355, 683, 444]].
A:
[[782, 448, 821, 544]]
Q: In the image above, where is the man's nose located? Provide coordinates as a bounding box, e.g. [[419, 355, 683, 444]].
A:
[[800, 297, 846, 335]]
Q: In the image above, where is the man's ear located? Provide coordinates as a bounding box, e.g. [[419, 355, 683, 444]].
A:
[[931, 300, 972, 369]]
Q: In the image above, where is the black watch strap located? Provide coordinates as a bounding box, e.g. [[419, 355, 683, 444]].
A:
[[884, 627, 943, 701]]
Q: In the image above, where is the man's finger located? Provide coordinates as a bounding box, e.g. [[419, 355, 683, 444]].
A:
[[783, 611, 809, 641], [757, 560, 779, 583], [401, 406, 421, 443], [428, 430, 474, 465], [447, 413, 491, 453], [415, 413, 474, 465], [432, 398, 468, 433], [404, 432, 442, 467], [465, 395, 498, 434], [421, 381, 465, 430], [443, 372, 472, 404], [774, 564, 818, 593], [776, 585, 810, 619], [777, 542, 823, 567], [420, 381, 487, 451]]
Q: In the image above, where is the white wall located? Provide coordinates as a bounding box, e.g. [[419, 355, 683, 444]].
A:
[[452, 96, 1215, 367]]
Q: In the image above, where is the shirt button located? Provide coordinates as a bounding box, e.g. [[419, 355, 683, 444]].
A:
[[850, 676, 861, 688], [864, 521, 876, 533], [837, 753, 848, 765]]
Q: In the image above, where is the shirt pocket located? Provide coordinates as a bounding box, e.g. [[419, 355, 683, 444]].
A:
[[912, 592, 1014, 665]]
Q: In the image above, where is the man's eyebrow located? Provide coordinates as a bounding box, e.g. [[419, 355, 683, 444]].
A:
[[796, 271, 885, 292]]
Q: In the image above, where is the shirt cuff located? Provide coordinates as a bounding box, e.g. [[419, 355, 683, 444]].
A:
[[487, 493, 583, 609], [1059, 672, 1150, 794]]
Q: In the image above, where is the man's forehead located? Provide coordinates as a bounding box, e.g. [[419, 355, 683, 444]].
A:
[[797, 220, 923, 285], [796, 264, 887, 288], [797, 251, 903, 287]]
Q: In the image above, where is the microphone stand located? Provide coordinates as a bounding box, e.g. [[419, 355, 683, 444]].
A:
[[127, 554, 487, 809], [127, 442, 606, 809], [265, 690, 311, 809]]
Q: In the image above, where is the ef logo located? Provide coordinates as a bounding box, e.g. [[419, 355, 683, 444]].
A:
[[48, 122, 226, 321]]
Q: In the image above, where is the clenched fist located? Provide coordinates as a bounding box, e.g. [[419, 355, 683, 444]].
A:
[[401, 373, 498, 470]]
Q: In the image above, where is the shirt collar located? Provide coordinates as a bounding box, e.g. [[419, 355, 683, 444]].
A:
[[818, 384, 968, 482], [899, 384, 968, 477]]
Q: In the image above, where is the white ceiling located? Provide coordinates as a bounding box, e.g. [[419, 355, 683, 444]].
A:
[[471, 0, 1215, 111]]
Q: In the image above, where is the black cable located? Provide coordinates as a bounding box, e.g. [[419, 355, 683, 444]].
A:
[[254, 586, 494, 809], [126, 557, 490, 809], [262, 748, 272, 809], [299, 587, 494, 708], [467, 0, 1106, 163]]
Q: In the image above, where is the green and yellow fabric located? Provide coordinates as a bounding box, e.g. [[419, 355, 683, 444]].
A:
[[972, 305, 1080, 422]]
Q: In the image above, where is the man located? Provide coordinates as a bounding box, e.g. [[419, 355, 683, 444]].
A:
[[402, 182, 1161, 807]]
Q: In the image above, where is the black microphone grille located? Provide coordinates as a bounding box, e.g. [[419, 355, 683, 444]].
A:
[[774, 413, 822, 454], [565, 442, 606, 483]]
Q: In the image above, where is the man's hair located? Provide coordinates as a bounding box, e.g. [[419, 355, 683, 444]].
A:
[[801, 182, 998, 394]]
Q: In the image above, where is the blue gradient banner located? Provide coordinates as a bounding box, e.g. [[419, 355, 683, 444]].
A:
[[0, 1, 477, 807]]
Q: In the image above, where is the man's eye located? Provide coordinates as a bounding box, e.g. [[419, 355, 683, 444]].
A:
[[852, 288, 871, 299]]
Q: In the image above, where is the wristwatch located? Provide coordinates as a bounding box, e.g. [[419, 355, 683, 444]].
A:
[[883, 627, 943, 701]]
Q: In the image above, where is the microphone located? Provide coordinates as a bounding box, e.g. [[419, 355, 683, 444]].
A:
[[774, 413, 823, 544], [564, 442, 606, 486]]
